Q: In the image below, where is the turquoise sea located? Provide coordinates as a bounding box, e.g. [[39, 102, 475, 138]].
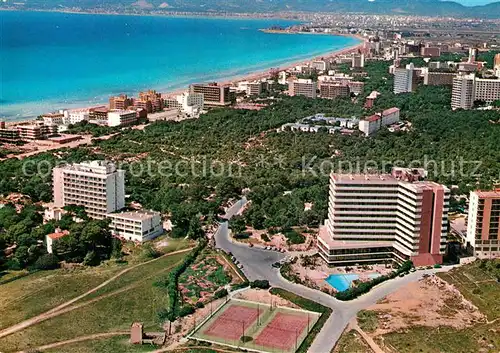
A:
[[0, 11, 359, 120]]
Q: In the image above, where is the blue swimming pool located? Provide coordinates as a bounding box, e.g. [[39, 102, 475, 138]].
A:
[[325, 273, 382, 291], [325, 274, 359, 292]]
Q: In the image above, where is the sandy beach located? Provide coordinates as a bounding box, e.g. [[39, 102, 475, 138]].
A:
[[163, 34, 365, 98]]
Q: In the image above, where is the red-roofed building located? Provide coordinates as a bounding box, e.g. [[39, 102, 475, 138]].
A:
[[46, 230, 70, 254]]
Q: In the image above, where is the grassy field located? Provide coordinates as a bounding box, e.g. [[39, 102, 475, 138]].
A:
[[381, 323, 499, 353], [378, 260, 500, 353], [0, 239, 192, 353], [356, 310, 378, 333], [43, 335, 157, 353], [332, 329, 372, 353], [437, 259, 499, 320], [0, 238, 191, 331]]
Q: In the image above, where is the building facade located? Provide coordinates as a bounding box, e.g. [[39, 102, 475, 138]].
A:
[[467, 190, 500, 259], [107, 110, 137, 127], [109, 94, 132, 110], [423, 71, 456, 86], [319, 83, 350, 99], [288, 79, 317, 98], [189, 83, 232, 107], [393, 63, 415, 94], [452, 74, 500, 110], [107, 210, 163, 242], [318, 170, 449, 267], [53, 161, 126, 219]]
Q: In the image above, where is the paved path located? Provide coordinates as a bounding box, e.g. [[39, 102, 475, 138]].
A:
[[0, 247, 193, 339], [213, 205, 454, 353]]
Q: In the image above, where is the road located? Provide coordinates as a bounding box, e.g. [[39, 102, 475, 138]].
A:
[[214, 200, 454, 353]]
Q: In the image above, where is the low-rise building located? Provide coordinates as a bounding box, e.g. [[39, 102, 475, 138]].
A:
[[42, 113, 65, 126], [107, 110, 137, 127], [107, 210, 163, 242], [46, 230, 70, 254], [358, 107, 400, 136]]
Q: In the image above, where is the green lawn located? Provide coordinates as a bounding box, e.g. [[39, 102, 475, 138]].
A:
[[333, 329, 372, 353]]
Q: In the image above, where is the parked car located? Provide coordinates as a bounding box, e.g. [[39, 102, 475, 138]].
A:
[[272, 262, 282, 268]]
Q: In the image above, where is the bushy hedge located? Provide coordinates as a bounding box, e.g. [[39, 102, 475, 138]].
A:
[[178, 304, 196, 318], [250, 279, 270, 289], [165, 238, 207, 319], [335, 260, 413, 301], [231, 281, 250, 291], [214, 288, 228, 299]]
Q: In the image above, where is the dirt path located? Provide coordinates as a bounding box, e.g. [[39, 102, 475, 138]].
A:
[[0, 247, 193, 339], [15, 331, 129, 352], [350, 321, 385, 353]]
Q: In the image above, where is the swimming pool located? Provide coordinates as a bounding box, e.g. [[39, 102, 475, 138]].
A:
[[325, 274, 359, 292], [325, 273, 382, 292]]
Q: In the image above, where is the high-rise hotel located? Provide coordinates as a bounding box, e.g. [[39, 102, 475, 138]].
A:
[[318, 168, 450, 267], [53, 161, 126, 219]]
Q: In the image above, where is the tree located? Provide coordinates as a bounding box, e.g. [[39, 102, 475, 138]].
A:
[[34, 253, 60, 270], [229, 216, 247, 234]]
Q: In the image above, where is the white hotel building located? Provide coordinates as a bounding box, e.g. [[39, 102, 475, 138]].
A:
[[51, 161, 164, 242], [53, 161, 126, 219], [318, 169, 449, 267]]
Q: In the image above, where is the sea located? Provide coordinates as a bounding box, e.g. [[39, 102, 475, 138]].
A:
[[0, 11, 360, 121]]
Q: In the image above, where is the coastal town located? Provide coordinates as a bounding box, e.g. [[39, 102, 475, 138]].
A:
[[1, 7, 500, 353]]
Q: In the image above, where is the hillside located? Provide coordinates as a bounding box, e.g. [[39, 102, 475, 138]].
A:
[[2, 0, 500, 18]]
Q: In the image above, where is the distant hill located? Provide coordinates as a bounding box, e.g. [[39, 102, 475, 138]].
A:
[[3, 0, 500, 18]]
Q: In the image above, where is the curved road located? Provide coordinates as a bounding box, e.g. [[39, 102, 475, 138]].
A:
[[215, 201, 453, 353]]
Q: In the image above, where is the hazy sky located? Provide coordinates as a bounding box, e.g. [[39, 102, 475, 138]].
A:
[[453, 0, 496, 5]]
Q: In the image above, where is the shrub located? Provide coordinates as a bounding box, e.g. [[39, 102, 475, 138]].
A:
[[240, 336, 253, 343], [231, 281, 250, 291], [178, 305, 196, 317], [234, 232, 250, 239], [195, 301, 205, 309], [261, 233, 270, 242], [34, 253, 59, 270], [283, 229, 305, 244], [83, 251, 100, 266], [250, 279, 270, 289], [214, 288, 228, 299]]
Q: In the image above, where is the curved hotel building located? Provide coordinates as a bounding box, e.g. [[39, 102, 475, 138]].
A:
[[318, 168, 449, 267]]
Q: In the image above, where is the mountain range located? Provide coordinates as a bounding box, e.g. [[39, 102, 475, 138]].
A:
[[3, 0, 500, 18]]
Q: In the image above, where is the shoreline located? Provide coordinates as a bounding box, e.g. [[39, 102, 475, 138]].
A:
[[0, 8, 295, 21], [162, 37, 364, 99], [1, 16, 364, 123]]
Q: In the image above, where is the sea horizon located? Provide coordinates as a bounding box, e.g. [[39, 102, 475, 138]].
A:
[[0, 11, 361, 121]]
